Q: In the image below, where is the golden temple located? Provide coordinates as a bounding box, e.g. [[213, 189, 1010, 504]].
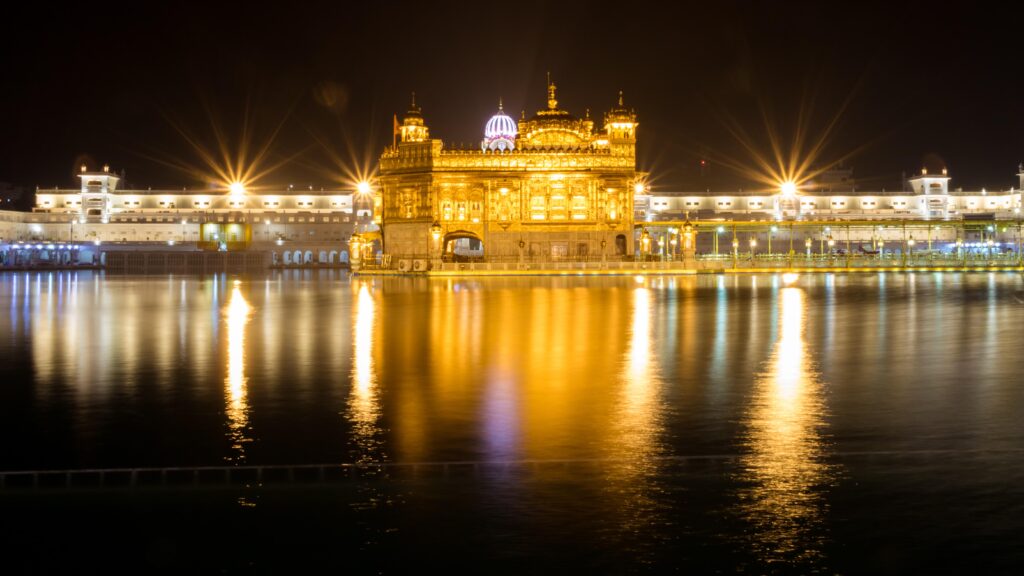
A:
[[377, 79, 642, 262]]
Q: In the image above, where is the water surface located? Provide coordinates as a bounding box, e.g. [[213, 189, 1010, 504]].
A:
[[1, 271, 1022, 573]]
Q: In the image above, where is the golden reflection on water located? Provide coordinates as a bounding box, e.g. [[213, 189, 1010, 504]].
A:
[[738, 286, 834, 564], [621, 285, 661, 455], [348, 280, 383, 465], [605, 283, 667, 556], [224, 281, 253, 464]]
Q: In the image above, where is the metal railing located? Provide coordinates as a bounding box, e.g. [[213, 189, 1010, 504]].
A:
[[6, 448, 1022, 490]]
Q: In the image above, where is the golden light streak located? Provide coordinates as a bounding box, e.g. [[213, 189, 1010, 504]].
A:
[[134, 94, 307, 194], [300, 108, 380, 192], [697, 83, 886, 195]]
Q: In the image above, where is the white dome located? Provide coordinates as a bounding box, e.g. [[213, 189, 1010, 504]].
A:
[[485, 111, 517, 140], [482, 100, 517, 152]]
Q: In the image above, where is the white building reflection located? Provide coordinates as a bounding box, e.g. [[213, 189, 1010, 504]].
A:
[[225, 280, 253, 464], [737, 285, 835, 565]]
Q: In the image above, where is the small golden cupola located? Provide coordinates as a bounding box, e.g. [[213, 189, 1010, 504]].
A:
[[400, 92, 430, 143], [519, 74, 591, 147], [604, 90, 637, 141]]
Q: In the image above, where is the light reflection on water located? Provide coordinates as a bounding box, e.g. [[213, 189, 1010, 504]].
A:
[[603, 282, 668, 561], [348, 280, 383, 463], [737, 286, 836, 566], [224, 281, 253, 465], [5, 270, 1024, 571]]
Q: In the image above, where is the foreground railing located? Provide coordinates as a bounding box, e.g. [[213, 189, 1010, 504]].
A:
[[5, 448, 1021, 490]]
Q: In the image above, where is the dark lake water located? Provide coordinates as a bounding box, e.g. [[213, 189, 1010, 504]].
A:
[[2, 270, 1023, 573]]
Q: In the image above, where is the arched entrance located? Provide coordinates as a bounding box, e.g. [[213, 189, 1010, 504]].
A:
[[442, 230, 484, 262], [615, 234, 627, 256]]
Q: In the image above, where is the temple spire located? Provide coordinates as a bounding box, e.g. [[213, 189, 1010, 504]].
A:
[[498, 97, 503, 111], [547, 73, 558, 110], [410, 91, 416, 108], [618, 90, 624, 106]]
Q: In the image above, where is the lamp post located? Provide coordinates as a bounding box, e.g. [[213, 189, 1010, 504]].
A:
[[732, 236, 739, 267], [827, 234, 835, 261], [640, 228, 651, 260], [906, 234, 916, 266], [715, 226, 723, 257], [749, 236, 758, 258], [769, 225, 777, 256], [430, 220, 442, 259], [348, 235, 361, 271], [805, 236, 812, 259]]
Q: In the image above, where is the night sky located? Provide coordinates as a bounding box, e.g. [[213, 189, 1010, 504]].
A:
[[3, 1, 1022, 195]]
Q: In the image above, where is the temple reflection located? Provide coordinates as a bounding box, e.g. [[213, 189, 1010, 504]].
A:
[[224, 280, 253, 465], [737, 286, 835, 565]]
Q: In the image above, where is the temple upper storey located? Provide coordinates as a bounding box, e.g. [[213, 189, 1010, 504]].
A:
[[382, 79, 638, 173]]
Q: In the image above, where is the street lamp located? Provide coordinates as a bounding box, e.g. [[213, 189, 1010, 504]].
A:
[[805, 236, 812, 259], [715, 226, 724, 256], [769, 225, 777, 256], [731, 236, 739, 260], [640, 228, 651, 258], [749, 236, 758, 257]]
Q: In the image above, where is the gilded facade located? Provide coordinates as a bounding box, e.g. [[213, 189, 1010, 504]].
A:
[[377, 81, 641, 260]]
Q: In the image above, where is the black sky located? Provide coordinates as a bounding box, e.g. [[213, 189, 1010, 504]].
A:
[[3, 1, 1022, 193]]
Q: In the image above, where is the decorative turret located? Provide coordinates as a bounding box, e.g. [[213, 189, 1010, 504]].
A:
[[76, 163, 120, 223], [399, 92, 430, 143], [908, 166, 950, 195], [603, 91, 637, 157]]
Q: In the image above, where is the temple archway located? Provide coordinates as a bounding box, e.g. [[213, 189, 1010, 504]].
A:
[[442, 230, 484, 262]]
